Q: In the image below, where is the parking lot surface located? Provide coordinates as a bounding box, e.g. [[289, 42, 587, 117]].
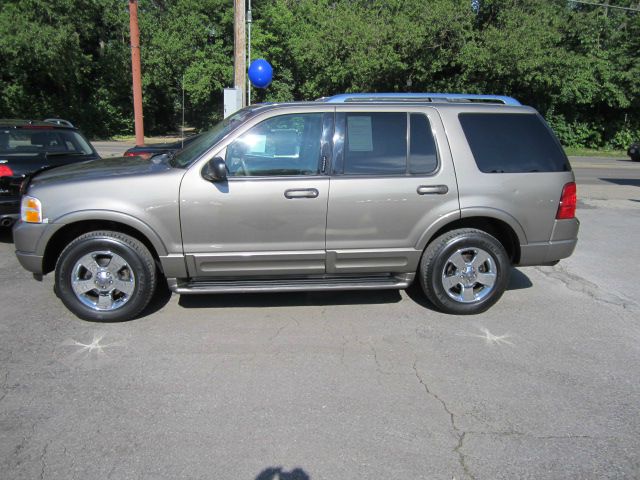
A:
[[0, 154, 639, 479]]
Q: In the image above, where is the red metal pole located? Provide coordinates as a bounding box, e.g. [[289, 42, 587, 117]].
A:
[[128, 0, 144, 146]]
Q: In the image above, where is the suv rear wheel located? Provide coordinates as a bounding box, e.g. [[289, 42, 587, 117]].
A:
[[420, 228, 510, 315], [55, 231, 157, 322]]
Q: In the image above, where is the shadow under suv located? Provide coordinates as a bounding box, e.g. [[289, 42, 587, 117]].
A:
[[13, 93, 578, 321]]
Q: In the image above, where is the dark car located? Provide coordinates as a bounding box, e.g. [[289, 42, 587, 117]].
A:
[[628, 142, 639, 162], [0, 120, 100, 227], [123, 134, 200, 160]]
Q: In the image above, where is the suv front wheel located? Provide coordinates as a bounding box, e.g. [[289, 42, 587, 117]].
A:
[[55, 231, 157, 322], [420, 228, 511, 315]]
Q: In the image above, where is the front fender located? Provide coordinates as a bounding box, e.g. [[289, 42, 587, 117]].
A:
[[44, 210, 170, 257]]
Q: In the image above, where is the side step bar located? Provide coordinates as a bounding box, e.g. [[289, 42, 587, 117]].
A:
[[167, 274, 415, 295]]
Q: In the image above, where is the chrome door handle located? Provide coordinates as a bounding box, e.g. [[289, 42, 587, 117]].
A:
[[417, 185, 449, 195], [284, 188, 319, 199]]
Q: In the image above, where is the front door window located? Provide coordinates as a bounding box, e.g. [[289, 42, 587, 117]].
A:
[[225, 113, 324, 176]]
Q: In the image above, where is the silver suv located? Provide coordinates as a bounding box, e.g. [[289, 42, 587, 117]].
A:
[[13, 93, 579, 321]]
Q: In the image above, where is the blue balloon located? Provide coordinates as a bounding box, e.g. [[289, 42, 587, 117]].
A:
[[248, 59, 273, 89]]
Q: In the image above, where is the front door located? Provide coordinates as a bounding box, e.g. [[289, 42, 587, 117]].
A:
[[180, 111, 333, 277]]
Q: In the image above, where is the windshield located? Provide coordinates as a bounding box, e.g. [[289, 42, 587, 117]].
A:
[[0, 128, 95, 157], [170, 107, 261, 168]]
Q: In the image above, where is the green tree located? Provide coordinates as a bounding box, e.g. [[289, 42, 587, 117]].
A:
[[138, 0, 234, 132], [0, 0, 132, 137], [0, 0, 638, 146]]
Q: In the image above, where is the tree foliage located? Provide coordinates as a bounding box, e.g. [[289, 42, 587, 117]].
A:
[[0, 0, 638, 146]]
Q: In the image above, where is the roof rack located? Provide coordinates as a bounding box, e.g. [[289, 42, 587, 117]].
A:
[[317, 92, 521, 106], [43, 118, 74, 128]]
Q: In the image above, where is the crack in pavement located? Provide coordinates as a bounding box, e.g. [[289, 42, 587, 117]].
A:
[[535, 265, 637, 312], [268, 318, 301, 344], [465, 430, 595, 440], [62, 446, 76, 475], [413, 360, 476, 480], [340, 335, 348, 366], [355, 338, 395, 376], [268, 323, 288, 343], [39, 443, 48, 480], [0, 370, 8, 403]]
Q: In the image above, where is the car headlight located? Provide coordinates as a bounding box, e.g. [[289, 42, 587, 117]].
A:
[[21, 195, 43, 223]]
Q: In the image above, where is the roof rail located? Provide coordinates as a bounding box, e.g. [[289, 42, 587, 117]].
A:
[[317, 92, 521, 106]]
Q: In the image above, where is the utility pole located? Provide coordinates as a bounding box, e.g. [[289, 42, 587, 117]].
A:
[[234, 0, 246, 108], [128, 0, 144, 146], [247, 0, 252, 105]]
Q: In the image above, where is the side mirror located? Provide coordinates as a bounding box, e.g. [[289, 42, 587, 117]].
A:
[[202, 157, 227, 182]]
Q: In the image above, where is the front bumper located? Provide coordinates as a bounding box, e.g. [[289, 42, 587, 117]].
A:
[[12, 220, 56, 274], [15, 251, 44, 274]]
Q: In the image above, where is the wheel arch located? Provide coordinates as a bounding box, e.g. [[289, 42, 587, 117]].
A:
[[42, 216, 166, 275], [418, 212, 523, 264]]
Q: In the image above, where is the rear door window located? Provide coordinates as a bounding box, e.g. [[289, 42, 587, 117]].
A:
[[409, 113, 438, 174], [334, 112, 438, 175], [343, 112, 406, 175], [458, 113, 571, 173]]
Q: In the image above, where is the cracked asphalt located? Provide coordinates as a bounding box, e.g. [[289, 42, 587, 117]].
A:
[[1, 155, 639, 479]]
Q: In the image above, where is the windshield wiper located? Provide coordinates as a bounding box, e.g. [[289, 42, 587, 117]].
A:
[[44, 151, 88, 157], [165, 150, 179, 167]]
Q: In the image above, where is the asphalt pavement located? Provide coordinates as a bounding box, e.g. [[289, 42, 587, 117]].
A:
[[0, 151, 639, 479]]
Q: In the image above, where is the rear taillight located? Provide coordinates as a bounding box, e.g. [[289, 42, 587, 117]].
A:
[[0, 165, 13, 177], [124, 151, 153, 160], [556, 182, 577, 219]]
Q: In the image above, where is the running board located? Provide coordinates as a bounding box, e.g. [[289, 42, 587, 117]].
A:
[[167, 274, 414, 295]]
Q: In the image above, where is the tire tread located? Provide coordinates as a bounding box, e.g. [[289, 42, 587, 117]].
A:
[[55, 230, 156, 321], [419, 228, 510, 315]]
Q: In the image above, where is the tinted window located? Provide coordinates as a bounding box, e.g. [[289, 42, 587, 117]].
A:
[[459, 113, 570, 173], [0, 129, 94, 156], [409, 113, 438, 174], [226, 113, 323, 176], [343, 113, 407, 175]]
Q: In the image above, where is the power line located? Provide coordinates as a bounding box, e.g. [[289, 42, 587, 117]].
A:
[[567, 0, 640, 12]]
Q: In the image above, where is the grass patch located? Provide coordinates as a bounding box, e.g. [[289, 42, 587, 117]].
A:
[[107, 134, 184, 144], [564, 147, 627, 158]]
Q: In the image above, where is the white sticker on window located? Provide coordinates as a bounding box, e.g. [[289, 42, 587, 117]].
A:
[[347, 116, 373, 152], [242, 134, 266, 153]]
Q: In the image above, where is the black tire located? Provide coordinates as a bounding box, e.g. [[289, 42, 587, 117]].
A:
[[55, 231, 157, 322], [419, 228, 511, 315]]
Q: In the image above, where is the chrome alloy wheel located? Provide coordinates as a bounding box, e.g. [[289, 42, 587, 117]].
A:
[[441, 247, 497, 303], [70, 251, 136, 311]]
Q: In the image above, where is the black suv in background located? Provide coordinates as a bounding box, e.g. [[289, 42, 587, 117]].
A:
[[0, 120, 100, 227]]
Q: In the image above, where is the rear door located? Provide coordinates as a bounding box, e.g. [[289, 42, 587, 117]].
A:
[[326, 106, 459, 274]]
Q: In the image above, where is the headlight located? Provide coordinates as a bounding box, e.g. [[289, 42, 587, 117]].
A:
[[21, 195, 42, 223]]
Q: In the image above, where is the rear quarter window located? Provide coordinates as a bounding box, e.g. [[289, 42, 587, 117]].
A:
[[458, 113, 571, 173]]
